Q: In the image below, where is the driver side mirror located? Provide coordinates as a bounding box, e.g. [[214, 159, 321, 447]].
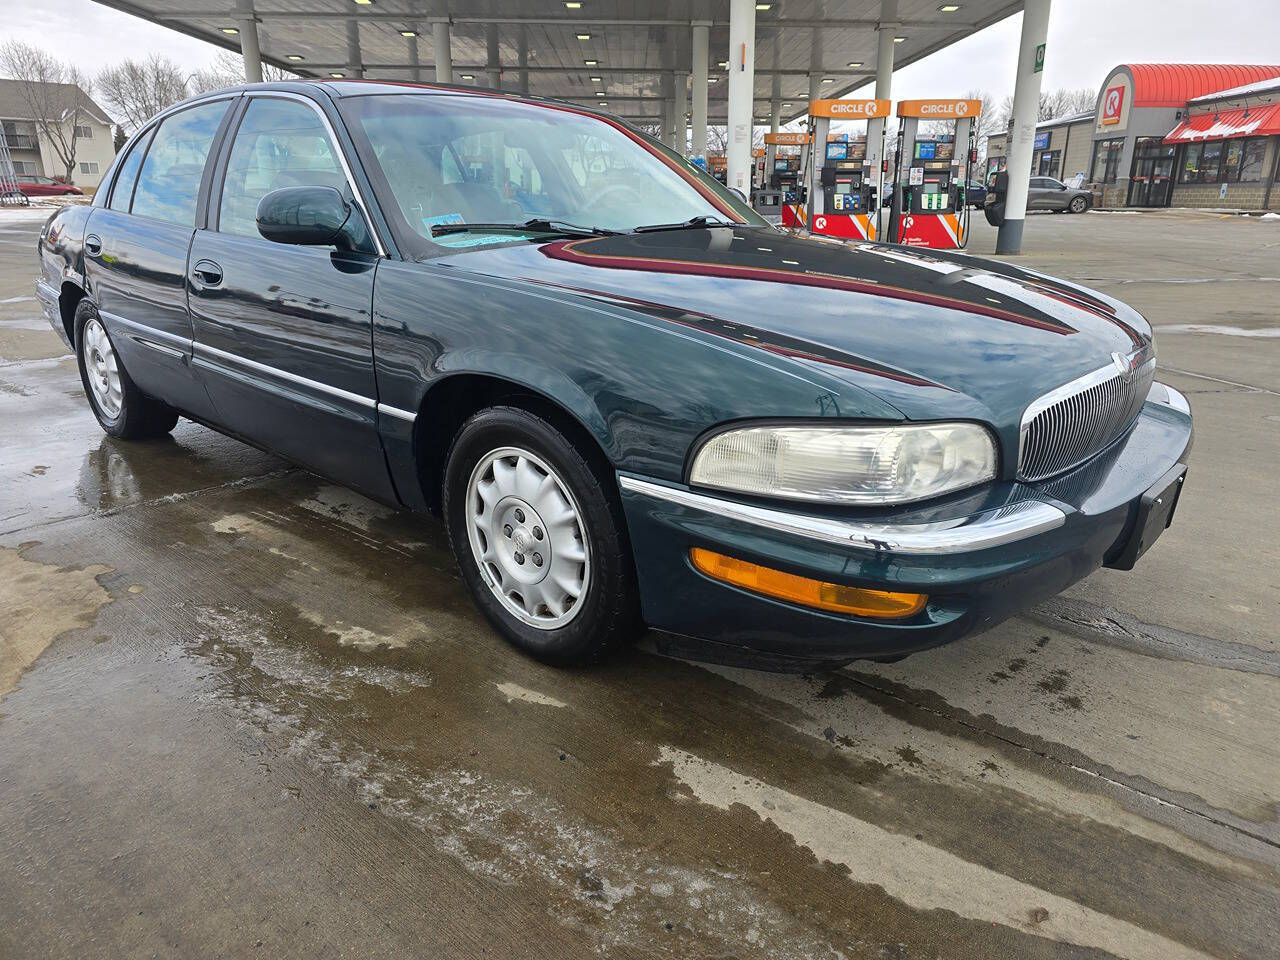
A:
[[257, 185, 371, 252], [728, 187, 749, 204]]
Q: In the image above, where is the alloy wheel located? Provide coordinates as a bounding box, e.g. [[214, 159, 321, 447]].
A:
[[465, 445, 590, 629]]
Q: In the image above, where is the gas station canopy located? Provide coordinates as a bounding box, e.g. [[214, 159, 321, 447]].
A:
[[94, 0, 1022, 123]]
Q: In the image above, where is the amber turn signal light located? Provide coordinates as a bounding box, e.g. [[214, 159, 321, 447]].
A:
[[689, 548, 927, 619]]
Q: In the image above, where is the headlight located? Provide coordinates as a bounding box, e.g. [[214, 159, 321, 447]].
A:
[[689, 422, 997, 505]]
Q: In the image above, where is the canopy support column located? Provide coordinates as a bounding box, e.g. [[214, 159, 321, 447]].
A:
[[725, 0, 757, 194], [235, 0, 262, 83], [691, 21, 710, 159], [432, 18, 452, 83], [997, 0, 1052, 254]]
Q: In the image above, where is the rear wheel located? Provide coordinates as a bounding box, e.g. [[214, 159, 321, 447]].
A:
[[1069, 196, 1088, 214], [443, 406, 641, 665], [74, 301, 178, 440]]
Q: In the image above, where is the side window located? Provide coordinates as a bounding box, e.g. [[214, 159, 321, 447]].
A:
[[131, 100, 229, 226], [109, 129, 151, 211], [218, 98, 346, 238]]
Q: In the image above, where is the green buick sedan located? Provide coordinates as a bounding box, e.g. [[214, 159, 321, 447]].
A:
[[37, 80, 1192, 671]]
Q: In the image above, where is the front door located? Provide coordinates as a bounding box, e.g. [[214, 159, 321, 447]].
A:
[[187, 94, 395, 502], [1147, 156, 1174, 206], [1127, 139, 1175, 208], [83, 98, 234, 422], [1026, 178, 1052, 210]]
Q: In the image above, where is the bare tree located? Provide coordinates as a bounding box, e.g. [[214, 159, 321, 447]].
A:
[[97, 55, 190, 132], [189, 51, 296, 94], [994, 87, 1098, 129], [627, 118, 666, 141], [0, 41, 94, 181], [706, 125, 729, 154]]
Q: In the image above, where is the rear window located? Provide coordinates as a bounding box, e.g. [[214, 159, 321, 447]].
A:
[[130, 100, 230, 226], [108, 128, 152, 212]]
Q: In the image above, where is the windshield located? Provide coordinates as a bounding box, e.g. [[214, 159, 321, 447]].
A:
[[339, 93, 764, 256]]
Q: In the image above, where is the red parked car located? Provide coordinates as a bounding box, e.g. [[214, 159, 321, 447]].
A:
[[17, 175, 83, 197]]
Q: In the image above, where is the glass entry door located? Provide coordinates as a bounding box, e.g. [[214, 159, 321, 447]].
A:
[[1128, 138, 1175, 207]]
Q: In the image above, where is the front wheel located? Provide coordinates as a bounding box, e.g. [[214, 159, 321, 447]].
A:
[[442, 406, 642, 666], [74, 301, 178, 440], [1069, 196, 1088, 214]]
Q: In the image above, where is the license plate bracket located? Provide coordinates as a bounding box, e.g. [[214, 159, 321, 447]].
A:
[[1107, 464, 1186, 570]]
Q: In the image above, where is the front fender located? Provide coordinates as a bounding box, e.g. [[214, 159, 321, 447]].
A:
[[371, 258, 904, 500]]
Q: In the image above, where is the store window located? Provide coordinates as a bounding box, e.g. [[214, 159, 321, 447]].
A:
[[1037, 150, 1061, 178], [1233, 138, 1266, 181], [1181, 141, 1223, 183], [1180, 137, 1268, 183], [1091, 138, 1124, 183]]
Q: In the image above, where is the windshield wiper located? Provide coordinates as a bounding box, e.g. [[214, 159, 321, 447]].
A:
[[632, 215, 738, 233], [430, 218, 618, 239]]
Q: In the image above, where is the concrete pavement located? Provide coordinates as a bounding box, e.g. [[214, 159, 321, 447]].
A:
[[1, 206, 1277, 959]]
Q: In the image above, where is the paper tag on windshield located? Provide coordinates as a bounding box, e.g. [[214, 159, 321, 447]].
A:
[[424, 212, 465, 231]]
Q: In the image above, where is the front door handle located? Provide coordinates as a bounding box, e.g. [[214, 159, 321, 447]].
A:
[[191, 259, 223, 287], [84, 234, 102, 257]]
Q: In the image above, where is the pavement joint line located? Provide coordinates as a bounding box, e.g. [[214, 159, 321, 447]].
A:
[[0, 467, 298, 538], [838, 671, 1280, 854], [1030, 597, 1280, 678], [1156, 364, 1279, 396], [1076, 277, 1280, 284]]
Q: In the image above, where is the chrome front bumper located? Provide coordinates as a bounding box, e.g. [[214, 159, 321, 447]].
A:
[[618, 477, 1066, 555], [621, 382, 1189, 559]]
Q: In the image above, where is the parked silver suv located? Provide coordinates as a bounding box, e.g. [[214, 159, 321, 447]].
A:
[[1027, 176, 1093, 214]]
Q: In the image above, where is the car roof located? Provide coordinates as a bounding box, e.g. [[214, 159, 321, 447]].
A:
[[186, 78, 616, 123]]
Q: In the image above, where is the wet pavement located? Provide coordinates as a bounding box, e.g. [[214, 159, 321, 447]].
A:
[[2, 206, 1278, 959]]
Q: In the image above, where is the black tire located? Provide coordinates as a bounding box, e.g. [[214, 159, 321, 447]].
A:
[[442, 405, 642, 666], [1069, 196, 1088, 214], [74, 300, 179, 440]]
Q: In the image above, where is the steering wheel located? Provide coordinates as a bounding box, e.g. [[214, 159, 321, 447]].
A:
[[588, 181, 647, 213]]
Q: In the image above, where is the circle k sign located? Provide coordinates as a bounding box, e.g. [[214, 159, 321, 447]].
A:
[[897, 99, 984, 119], [810, 98, 890, 119]]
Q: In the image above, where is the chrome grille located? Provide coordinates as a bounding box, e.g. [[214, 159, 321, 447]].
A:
[[1018, 353, 1156, 482]]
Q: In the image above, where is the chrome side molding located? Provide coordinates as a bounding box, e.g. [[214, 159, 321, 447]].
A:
[[98, 312, 421, 423], [376, 403, 417, 423], [618, 475, 1066, 555], [193, 341, 376, 409]]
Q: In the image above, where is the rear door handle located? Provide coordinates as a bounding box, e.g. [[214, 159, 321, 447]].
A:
[[191, 259, 223, 287], [84, 234, 102, 256]]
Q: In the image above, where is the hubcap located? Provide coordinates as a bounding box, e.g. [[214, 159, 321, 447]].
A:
[[83, 317, 122, 419], [465, 446, 590, 629]]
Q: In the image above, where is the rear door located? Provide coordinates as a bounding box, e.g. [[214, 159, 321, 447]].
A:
[[1026, 178, 1050, 210], [83, 97, 235, 421], [188, 92, 394, 501]]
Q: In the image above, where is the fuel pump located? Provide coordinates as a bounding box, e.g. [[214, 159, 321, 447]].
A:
[[886, 98, 982, 249], [804, 98, 890, 241], [766, 131, 809, 229]]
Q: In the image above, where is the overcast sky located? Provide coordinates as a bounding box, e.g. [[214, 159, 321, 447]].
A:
[[6, 0, 1279, 119]]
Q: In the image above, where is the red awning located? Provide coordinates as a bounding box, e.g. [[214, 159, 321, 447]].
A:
[[1164, 104, 1280, 143]]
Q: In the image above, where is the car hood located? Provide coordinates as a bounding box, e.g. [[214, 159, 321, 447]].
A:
[[433, 226, 1152, 431]]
